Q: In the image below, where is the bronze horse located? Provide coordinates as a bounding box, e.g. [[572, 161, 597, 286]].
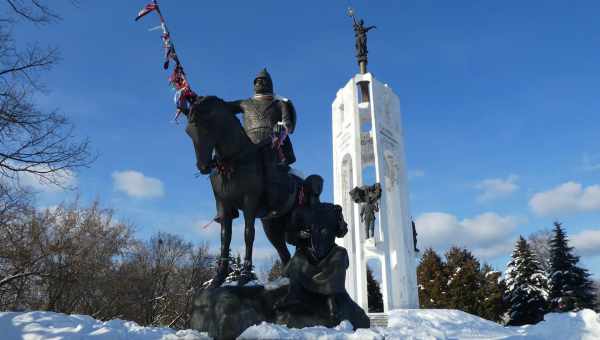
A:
[[186, 96, 301, 287]]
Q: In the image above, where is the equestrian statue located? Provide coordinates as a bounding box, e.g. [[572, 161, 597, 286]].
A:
[[185, 70, 323, 288], [134, 5, 371, 335]]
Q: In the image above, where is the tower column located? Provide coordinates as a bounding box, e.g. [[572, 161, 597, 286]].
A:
[[333, 72, 419, 312]]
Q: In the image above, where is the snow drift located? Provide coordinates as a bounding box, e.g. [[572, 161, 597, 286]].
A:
[[242, 309, 600, 340], [0, 311, 210, 340], [1, 308, 599, 339]]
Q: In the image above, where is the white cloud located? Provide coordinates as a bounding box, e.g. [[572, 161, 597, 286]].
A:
[[571, 229, 600, 256], [529, 182, 600, 216], [112, 170, 164, 198], [475, 175, 519, 202], [415, 212, 520, 259], [18, 168, 77, 193], [472, 240, 516, 260]]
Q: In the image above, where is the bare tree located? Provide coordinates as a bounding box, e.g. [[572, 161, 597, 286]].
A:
[[528, 229, 552, 273], [267, 258, 283, 282], [255, 255, 282, 283], [0, 186, 46, 310], [42, 201, 132, 314], [143, 233, 214, 328], [0, 1, 91, 187], [169, 242, 213, 329], [0, 195, 216, 327], [0, 199, 132, 313], [2, 0, 62, 24], [112, 233, 213, 328]]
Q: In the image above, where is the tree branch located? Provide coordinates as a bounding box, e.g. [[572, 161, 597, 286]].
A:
[[0, 271, 38, 287]]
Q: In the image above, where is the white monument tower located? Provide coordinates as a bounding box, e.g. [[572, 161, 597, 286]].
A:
[[332, 9, 419, 313]]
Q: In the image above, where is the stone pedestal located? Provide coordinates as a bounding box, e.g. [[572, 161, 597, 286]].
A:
[[190, 283, 369, 340]]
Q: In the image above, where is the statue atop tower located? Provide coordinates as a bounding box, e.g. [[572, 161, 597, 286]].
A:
[[347, 7, 376, 74]]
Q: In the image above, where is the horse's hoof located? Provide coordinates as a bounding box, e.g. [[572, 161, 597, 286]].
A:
[[237, 261, 256, 286], [206, 258, 229, 289]]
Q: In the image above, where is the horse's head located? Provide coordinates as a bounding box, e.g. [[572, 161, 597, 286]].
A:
[[187, 96, 228, 174]]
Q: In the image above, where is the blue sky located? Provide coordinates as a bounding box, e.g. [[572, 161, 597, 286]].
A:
[[16, 1, 600, 277]]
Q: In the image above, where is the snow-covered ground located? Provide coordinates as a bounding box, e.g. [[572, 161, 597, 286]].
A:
[[241, 309, 600, 340], [0, 311, 211, 340], [1, 308, 599, 340]]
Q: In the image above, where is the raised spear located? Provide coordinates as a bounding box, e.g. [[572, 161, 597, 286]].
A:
[[135, 1, 197, 121]]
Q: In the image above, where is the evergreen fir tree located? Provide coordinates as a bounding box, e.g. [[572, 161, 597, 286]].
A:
[[223, 253, 257, 284], [367, 266, 384, 312], [548, 222, 596, 312], [572, 265, 596, 310], [594, 281, 600, 312], [479, 264, 507, 322], [503, 236, 548, 326], [444, 246, 482, 315], [224, 254, 242, 284], [417, 248, 448, 308], [417, 247, 506, 321]]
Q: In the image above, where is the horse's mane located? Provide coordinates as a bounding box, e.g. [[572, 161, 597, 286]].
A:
[[195, 95, 255, 154]]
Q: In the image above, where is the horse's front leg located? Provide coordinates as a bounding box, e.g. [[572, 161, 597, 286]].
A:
[[208, 203, 233, 288], [238, 198, 259, 286]]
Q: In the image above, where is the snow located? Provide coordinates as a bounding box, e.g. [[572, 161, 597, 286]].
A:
[[383, 309, 515, 339], [484, 271, 499, 278], [241, 309, 600, 340], [1, 308, 599, 340], [518, 309, 600, 340], [0, 311, 211, 340], [240, 320, 383, 340], [393, 309, 600, 340], [222, 279, 261, 287]]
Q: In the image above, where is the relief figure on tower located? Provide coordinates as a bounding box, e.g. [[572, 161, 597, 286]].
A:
[[349, 183, 382, 239]]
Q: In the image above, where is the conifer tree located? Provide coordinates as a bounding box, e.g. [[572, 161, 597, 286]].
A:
[[479, 264, 507, 322], [594, 281, 600, 312], [367, 266, 384, 312], [223, 254, 241, 284], [224, 253, 258, 284], [504, 236, 548, 326], [417, 247, 507, 321], [548, 222, 596, 312], [444, 247, 482, 315], [417, 248, 448, 308]]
